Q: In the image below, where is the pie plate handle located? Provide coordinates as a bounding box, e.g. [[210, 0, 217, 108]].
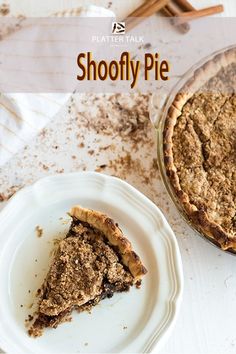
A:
[[149, 92, 168, 130]]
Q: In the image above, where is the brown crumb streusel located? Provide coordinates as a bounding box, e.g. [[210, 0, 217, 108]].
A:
[[28, 217, 135, 337], [168, 60, 236, 248]]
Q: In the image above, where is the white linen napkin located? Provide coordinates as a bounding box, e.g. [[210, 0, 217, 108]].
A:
[[0, 5, 114, 167]]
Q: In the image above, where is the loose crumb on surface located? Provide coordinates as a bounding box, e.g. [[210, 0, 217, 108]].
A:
[[0, 3, 10, 16], [42, 164, 49, 171], [35, 225, 43, 238], [143, 43, 152, 49], [0, 185, 22, 202], [95, 164, 107, 171], [135, 280, 142, 289], [25, 314, 34, 323], [55, 168, 64, 174]]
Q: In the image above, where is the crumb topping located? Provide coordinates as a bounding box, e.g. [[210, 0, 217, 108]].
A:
[[172, 63, 236, 239], [28, 217, 134, 337]]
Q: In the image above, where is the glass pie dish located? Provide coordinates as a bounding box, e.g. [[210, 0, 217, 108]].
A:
[[150, 45, 236, 255]]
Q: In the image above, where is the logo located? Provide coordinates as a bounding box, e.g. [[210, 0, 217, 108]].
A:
[[112, 22, 125, 35], [91, 20, 144, 45]]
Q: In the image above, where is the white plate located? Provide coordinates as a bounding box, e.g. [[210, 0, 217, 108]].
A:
[[0, 172, 183, 354]]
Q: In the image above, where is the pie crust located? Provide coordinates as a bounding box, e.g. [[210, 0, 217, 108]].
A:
[[163, 48, 236, 251], [28, 205, 147, 337], [70, 205, 147, 280]]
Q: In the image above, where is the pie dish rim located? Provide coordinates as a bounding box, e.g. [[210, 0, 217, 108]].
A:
[[163, 46, 236, 251]]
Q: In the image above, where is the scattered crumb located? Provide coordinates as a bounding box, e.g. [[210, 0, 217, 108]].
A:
[[35, 225, 43, 238], [39, 128, 47, 138], [39, 163, 49, 171], [79, 94, 151, 146], [123, 326, 127, 330], [0, 185, 22, 202], [95, 164, 107, 171], [25, 314, 34, 323], [0, 3, 10, 16], [1, 93, 159, 214], [84, 343, 88, 346], [28, 290, 31, 293], [20, 304, 23, 308], [143, 43, 152, 49], [135, 280, 142, 289], [55, 168, 64, 173], [99, 144, 115, 151]]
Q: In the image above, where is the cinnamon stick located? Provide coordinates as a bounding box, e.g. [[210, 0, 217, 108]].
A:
[[162, 6, 173, 17], [125, 0, 162, 18], [124, 0, 170, 32], [174, 0, 195, 11], [172, 4, 224, 26]]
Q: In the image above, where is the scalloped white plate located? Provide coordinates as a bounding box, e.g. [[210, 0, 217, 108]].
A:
[[0, 172, 183, 353]]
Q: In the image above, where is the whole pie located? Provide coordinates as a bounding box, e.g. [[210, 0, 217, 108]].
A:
[[28, 205, 147, 337], [163, 48, 236, 251]]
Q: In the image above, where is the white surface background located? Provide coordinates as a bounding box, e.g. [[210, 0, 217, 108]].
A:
[[0, 1, 236, 354]]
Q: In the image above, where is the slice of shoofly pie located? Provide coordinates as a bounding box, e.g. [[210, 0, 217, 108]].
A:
[[28, 205, 147, 337]]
